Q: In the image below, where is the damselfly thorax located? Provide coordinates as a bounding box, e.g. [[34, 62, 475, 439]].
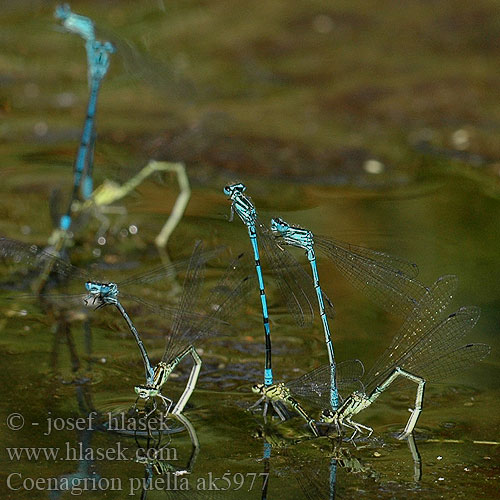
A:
[[134, 344, 203, 416], [252, 382, 290, 401], [251, 382, 319, 437], [271, 218, 314, 252], [135, 361, 173, 399], [134, 361, 174, 417], [320, 391, 375, 439], [325, 391, 372, 423], [320, 367, 427, 439]]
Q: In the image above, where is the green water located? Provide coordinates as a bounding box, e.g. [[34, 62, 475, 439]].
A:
[[1, 2, 499, 499]]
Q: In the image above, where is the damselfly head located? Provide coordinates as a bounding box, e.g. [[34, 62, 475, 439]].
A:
[[135, 385, 158, 399], [320, 408, 335, 423], [270, 217, 289, 234], [252, 383, 265, 394], [223, 183, 246, 198], [54, 3, 71, 20], [351, 391, 364, 401], [135, 455, 148, 465], [85, 281, 118, 301]]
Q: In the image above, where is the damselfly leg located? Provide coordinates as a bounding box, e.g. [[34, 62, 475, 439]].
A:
[[170, 346, 202, 415]]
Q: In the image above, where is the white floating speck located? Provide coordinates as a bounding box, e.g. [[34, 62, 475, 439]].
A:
[[363, 159, 385, 174], [34, 121, 48, 137], [129, 225, 138, 235], [56, 92, 76, 108], [312, 14, 334, 34], [97, 236, 106, 246], [452, 129, 470, 150]]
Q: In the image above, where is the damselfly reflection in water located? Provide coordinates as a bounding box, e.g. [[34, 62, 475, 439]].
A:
[[50, 313, 94, 383], [48, 399, 103, 499], [135, 413, 199, 500], [254, 426, 372, 500], [256, 424, 422, 500], [291, 445, 370, 500], [290, 440, 421, 499]]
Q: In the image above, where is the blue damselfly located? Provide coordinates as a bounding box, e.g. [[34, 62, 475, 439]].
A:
[[132, 243, 252, 414], [0, 237, 222, 378], [270, 218, 343, 410], [271, 217, 429, 318], [224, 184, 334, 387], [55, 5, 115, 230]]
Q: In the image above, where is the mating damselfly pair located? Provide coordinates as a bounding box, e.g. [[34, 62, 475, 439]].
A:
[[0, 237, 252, 416], [256, 276, 489, 439], [46, 5, 191, 265]]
